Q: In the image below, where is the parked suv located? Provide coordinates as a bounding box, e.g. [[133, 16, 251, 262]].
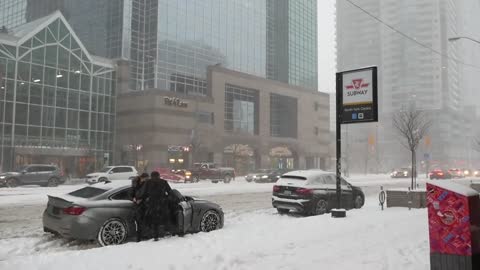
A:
[[272, 170, 365, 216], [0, 164, 65, 187], [85, 166, 138, 184]]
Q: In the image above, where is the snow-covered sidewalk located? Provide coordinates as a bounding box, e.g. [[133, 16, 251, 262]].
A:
[[0, 198, 429, 270]]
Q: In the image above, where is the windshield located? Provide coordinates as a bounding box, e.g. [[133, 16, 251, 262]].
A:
[[281, 175, 307, 181], [98, 167, 113, 173], [68, 187, 108, 198]]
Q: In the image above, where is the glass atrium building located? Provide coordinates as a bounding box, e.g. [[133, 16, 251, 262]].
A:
[[0, 11, 116, 174]]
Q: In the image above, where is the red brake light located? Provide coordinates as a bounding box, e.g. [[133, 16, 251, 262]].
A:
[[273, 185, 280, 192], [63, 206, 86, 215], [296, 188, 313, 195]]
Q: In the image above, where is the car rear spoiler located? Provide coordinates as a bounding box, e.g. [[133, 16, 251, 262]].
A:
[[47, 195, 74, 208]]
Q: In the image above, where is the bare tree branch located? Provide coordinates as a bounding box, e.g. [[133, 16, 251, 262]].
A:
[[393, 110, 433, 189]]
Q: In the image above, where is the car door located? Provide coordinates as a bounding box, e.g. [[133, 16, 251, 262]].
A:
[[36, 166, 52, 184], [109, 167, 123, 180], [180, 200, 193, 233], [321, 174, 338, 206], [340, 178, 354, 209], [22, 166, 40, 184], [118, 167, 133, 180], [109, 188, 136, 235]]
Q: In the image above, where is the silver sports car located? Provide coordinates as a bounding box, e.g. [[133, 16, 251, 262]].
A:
[[42, 181, 224, 246]]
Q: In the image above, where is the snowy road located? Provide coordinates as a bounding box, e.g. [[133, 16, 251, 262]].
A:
[[1, 175, 478, 269]]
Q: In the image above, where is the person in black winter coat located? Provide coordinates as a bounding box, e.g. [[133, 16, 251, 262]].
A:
[[138, 171, 172, 241], [131, 172, 149, 242]]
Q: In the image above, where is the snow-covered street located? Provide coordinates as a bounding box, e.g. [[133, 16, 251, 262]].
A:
[[0, 175, 478, 269], [1, 197, 429, 270]]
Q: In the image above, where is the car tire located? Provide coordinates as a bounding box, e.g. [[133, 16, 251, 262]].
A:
[[6, 178, 18, 188], [97, 218, 128, 247], [199, 210, 221, 232], [277, 208, 290, 215], [354, 195, 364, 209], [212, 180, 218, 184], [224, 175, 232, 184], [193, 176, 200, 183], [98, 177, 108, 183], [47, 177, 59, 187], [311, 198, 329, 216]]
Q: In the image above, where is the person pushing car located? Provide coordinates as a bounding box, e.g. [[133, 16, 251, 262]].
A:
[[131, 172, 149, 242], [138, 171, 172, 241]]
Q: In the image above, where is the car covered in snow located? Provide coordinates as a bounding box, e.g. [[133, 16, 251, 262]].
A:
[[272, 170, 364, 215], [42, 181, 224, 246], [85, 166, 138, 184]]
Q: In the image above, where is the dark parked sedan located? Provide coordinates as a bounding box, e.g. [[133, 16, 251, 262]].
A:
[[272, 170, 364, 215], [43, 181, 224, 246]]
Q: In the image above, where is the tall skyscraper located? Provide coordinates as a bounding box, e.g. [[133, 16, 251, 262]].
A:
[[336, 0, 473, 171], [0, 0, 318, 92]]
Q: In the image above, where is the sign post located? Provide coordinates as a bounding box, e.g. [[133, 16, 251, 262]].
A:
[[335, 66, 378, 217]]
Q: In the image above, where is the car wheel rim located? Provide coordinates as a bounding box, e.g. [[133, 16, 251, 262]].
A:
[[101, 220, 126, 246], [355, 196, 363, 208], [315, 200, 327, 215], [48, 179, 57, 187], [200, 211, 220, 232]]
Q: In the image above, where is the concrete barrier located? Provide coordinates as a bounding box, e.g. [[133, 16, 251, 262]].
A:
[[386, 189, 427, 208]]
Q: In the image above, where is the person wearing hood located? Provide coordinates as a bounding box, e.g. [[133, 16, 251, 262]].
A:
[[138, 171, 172, 241], [131, 172, 149, 242]]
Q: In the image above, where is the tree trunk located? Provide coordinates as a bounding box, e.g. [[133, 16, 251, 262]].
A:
[[413, 150, 416, 189], [411, 149, 415, 190]]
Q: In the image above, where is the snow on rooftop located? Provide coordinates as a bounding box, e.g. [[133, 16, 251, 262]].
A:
[[427, 180, 479, 197]]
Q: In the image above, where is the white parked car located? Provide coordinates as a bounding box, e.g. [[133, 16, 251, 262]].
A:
[[85, 166, 138, 184]]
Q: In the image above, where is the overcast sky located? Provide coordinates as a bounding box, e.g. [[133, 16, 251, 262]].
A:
[[317, 0, 336, 93]]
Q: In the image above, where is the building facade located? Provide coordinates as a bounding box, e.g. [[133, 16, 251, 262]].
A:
[[0, 12, 116, 175], [0, 0, 318, 92], [336, 0, 475, 172], [115, 66, 329, 175]]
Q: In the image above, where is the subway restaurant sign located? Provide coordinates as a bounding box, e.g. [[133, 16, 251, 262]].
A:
[[336, 66, 378, 124]]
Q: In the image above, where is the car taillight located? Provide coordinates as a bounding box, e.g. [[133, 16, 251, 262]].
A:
[[63, 206, 86, 215], [296, 188, 313, 195], [438, 172, 444, 176], [273, 185, 280, 192]]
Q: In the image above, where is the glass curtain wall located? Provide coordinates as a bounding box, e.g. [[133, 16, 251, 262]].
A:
[[0, 18, 116, 172]]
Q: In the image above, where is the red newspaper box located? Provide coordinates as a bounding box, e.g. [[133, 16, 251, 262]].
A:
[[427, 181, 480, 270]]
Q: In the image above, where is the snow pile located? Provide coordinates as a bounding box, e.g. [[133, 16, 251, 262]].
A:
[[0, 199, 430, 270]]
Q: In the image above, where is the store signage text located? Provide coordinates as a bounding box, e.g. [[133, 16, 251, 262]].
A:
[[164, 97, 188, 108]]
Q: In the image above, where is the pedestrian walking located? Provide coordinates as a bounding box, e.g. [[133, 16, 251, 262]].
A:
[[131, 172, 149, 242], [138, 171, 172, 241]]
